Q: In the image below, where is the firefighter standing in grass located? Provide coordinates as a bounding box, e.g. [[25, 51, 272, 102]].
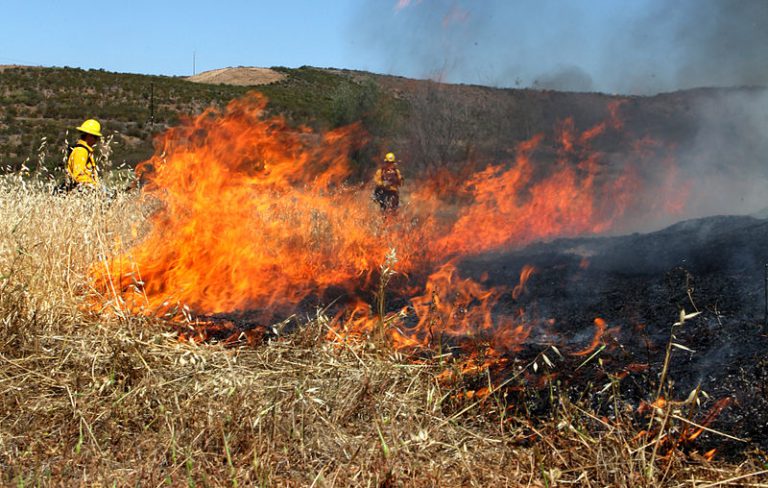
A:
[[64, 119, 102, 190], [373, 152, 404, 213]]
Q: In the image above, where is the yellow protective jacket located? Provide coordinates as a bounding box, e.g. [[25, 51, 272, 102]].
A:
[[374, 165, 403, 191], [66, 139, 99, 186]]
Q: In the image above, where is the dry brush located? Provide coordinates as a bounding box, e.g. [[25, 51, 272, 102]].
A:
[[0, 178, 765, 486]]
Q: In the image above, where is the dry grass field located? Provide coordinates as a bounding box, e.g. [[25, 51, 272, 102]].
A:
[[1, 176, 767, 486]]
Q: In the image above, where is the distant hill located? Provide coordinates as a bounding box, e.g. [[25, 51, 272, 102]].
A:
[[187, 67, 287, 86], [1, 65, 765, 184], [0, 66, 250, 170], [0, 66, 405, 174]]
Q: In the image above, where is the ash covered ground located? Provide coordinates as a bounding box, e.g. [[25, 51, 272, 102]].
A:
[[459, 214, 768, 455], [204, 213, 768, 456]]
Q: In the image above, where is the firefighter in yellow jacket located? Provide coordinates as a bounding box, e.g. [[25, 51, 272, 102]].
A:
[[373, 152, 404, 212], [65, 119, 102, 188]]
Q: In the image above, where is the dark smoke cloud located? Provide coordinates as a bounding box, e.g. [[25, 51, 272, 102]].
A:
[[351, 1, 768, 227], [677, 89, 768, 220], [533, 65, 594, 92], [613, 87, 768, 233], [351, 0, 768, 95], [669, 0, 768, 90], [608, 0, 768, 94]]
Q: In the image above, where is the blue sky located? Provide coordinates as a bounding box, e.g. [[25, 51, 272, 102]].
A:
[[0, 0, 361, 75], [2, 0, 766, 94]]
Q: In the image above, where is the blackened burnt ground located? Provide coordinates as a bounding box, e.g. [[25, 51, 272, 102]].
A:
[[459, 214, 768, 456], [200, 214, 768, 457]]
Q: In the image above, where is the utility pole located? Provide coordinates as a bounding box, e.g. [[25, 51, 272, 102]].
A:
[[193, 50, 196, 76]]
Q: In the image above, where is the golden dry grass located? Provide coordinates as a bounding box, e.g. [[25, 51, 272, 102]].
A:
[[187, 67, 287, 86], [1, 177, 766, 486]]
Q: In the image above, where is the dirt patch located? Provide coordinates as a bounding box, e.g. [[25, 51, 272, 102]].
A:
[[187, 67, 286, 86]]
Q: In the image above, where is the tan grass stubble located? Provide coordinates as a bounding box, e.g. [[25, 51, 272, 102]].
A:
[[0, 179, 762, 487]]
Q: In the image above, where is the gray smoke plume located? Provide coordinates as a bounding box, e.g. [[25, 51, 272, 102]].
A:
[[351, 0, 768, 95], [598, 86, 768, 235], [351, 0, 768, 230], [533, 66, 594, 92], [677, 89, 768, 220]]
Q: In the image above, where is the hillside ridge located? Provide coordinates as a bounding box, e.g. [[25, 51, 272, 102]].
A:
[[0, 65, 764, 180]]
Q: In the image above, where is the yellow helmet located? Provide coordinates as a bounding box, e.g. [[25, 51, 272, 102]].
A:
[[76, 119, 103, 137], [384, 152, 396, 163]]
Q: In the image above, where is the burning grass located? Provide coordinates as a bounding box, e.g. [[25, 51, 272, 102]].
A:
[[1, 179, 767, 486]]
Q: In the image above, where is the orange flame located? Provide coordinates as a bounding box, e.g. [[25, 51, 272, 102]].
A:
[[572, 318, 607, 356], [96, 92, 688, 366], [685, 397, 733, 442], [103, 94, 411, 318], [512, 265, 536, 300], [329, 262, 533, 359], [428, 111, 656, 257]]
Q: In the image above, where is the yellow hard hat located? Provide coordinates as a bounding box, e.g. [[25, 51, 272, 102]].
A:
[[384, 152, 396, 163], [76, 119, 102, 137]]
